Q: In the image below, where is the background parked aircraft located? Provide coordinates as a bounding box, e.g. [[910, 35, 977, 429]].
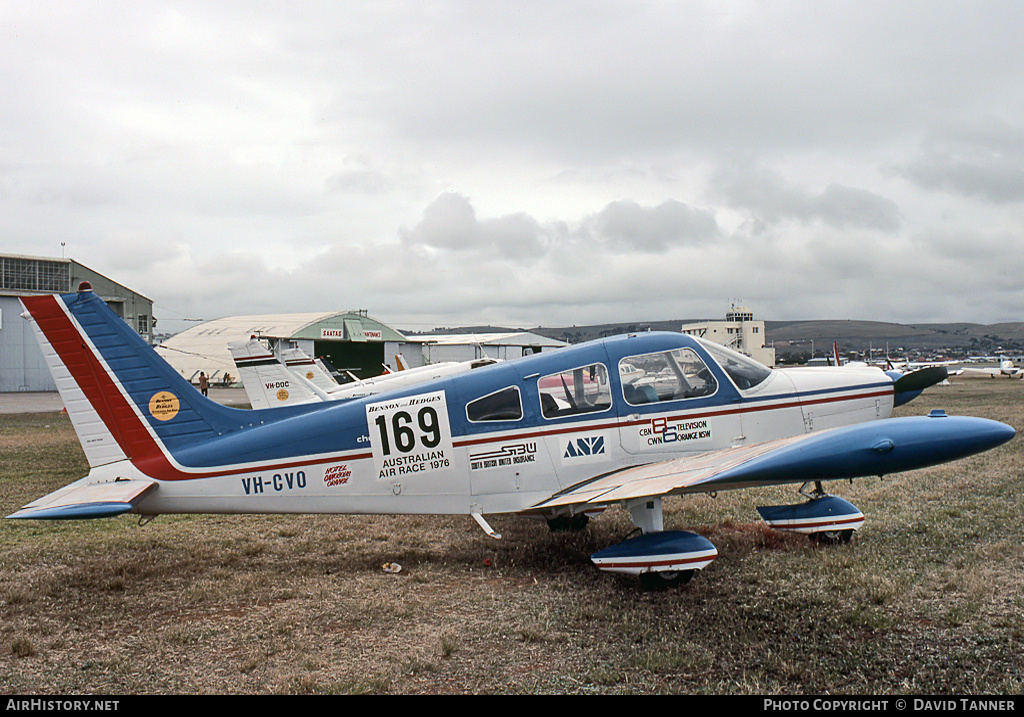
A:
[[229, 336, 499, 408], [956, 360, 1023, 379]]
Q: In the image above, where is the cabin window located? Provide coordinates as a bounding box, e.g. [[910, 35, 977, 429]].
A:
[[466, 386, 523, 422], [697, 338, 771, 389], [539, 364, 612, 418], [620, 348, 718, 405]]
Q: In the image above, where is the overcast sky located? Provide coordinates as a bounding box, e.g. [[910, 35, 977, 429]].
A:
[[3, 2, 1023, 333]]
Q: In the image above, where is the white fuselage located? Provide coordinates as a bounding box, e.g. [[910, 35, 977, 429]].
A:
[[128, 362, 894, 518]]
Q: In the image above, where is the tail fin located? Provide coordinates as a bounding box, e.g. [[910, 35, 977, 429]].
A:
[[227, 337, 318, 409], [278, 345, 339, 391], [20, 284, 257, 471]]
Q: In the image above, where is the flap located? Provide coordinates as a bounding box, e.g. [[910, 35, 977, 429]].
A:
[[533, 435, 807, 509]]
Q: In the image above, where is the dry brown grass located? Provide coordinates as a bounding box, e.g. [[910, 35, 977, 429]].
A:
[[2, 378, 1023, 694]]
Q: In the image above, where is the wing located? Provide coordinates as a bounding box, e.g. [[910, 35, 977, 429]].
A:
[[533, 414, 1014, 511], [8, 475, 157, 520]]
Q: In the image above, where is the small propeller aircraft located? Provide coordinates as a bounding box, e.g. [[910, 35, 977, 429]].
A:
[[956, 360, 1023, 379], [228, 336, 499, 408], [9, 284, 1016, 589]]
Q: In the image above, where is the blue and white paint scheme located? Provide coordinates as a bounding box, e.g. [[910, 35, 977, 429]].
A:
[[9, 284, 1016, 589]]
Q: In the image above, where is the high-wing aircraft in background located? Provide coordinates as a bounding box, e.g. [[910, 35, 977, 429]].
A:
[[9, 285, 1016, 589], [227, 336, 499, 408]]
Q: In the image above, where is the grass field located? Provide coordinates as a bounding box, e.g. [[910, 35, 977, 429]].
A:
[[2, 379, 1022, 694]]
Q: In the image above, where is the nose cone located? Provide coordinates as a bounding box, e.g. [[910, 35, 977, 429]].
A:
[[904, 414, 1015, 461], [988, 420, 1017, 447]]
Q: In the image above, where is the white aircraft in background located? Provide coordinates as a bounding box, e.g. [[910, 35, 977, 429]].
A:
[[228, 336, 499, 408], [956, 360, 1023, 379], [835, 342, 1020, 381]]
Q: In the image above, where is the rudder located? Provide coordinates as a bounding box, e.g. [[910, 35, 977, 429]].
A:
[[21, 284, 258, 471]]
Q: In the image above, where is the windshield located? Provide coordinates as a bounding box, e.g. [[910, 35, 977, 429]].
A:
[[696, 338, 772, 390]]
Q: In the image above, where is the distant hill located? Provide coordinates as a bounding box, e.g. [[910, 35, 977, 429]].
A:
[[765, 319, 1024, 356], [406, 320, 695, 344], [528, 320, 695, 345], [406, 318, 1024, 358]]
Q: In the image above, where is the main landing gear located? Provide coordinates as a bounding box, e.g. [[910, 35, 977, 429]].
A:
[[589, 497, 718, 591], [545, 512, 590, 533], [588, 484, 865, 590], [757, 481, 864, 545]]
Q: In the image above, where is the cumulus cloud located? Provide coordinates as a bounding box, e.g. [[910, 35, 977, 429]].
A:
[[400, 193, 720, 264], [709, 163, 902, 232], [397, 192, 544, 260], [400, 193, 481, 251], [584, 200, 720, 252], [893, 120, 1024, 203]]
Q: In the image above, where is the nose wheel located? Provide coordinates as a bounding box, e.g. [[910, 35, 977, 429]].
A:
[[809, 528, 854, 545], [638, 569, 695, 591]]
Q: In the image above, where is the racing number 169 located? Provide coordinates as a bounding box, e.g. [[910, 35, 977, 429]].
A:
[[374, 406, 442, 456]]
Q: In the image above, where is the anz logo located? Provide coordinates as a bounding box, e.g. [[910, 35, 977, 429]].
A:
[[563, 435, 606, 459]]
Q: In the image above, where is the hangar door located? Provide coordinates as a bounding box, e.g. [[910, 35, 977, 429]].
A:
[[313, 340, 386, 379]]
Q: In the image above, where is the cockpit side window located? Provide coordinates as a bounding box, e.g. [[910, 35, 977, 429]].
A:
[[467, 386, 523, 422], [539, 363, 612, 418], [697, 339, 772, 390], [620, 348, 717, 405]]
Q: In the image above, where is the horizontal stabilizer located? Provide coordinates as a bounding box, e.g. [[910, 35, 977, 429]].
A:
[[8, 477, 156, 520]]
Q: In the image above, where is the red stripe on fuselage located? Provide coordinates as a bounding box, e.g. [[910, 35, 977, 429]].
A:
[[453, 387, 894, 449]]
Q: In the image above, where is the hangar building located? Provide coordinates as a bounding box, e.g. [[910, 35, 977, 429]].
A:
[[156, 311, 414, 385], [159, 320, 568, 388], [1, 254, 154, 392], [408, 332, 566, 363]]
